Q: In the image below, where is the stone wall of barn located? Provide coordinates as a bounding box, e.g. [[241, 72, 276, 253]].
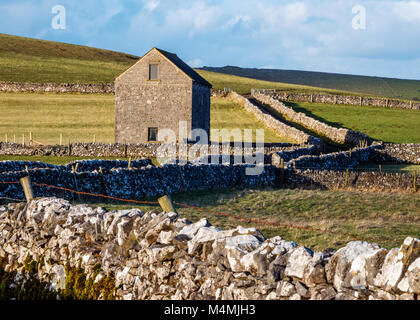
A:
[[115, 50, 196, 144]]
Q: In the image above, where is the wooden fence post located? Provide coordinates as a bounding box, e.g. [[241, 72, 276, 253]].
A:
[[4, 133, 7, 143], [13, 134, 16, 143], [68, 140, 72, 156], [22, 134, 25, 146], [158, 195, 177, 213], [29, 132, 33, 146], [20, 176, 34, 202], [60, 133, 63, 146]]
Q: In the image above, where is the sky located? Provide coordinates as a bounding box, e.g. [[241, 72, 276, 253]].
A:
[[1, 0, 420, 80]]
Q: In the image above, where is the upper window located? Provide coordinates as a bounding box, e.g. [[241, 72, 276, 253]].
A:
[[149, 64, 159, 80]]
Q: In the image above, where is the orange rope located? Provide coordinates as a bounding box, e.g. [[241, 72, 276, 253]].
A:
[[0, 180, 406, 244], [173, 201, 404, 243], [33, 182, 159, 205]]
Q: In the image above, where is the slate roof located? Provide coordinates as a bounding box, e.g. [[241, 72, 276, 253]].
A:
[[154, 48, 212, 88]]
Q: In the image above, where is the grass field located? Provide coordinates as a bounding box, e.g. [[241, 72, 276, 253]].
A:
[[0, 93, 291, 145], [72, 187, 420, 251], [211, 97, 294, 143], [283, 101, 420, 144]]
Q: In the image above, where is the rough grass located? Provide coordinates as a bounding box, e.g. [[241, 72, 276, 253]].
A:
[[283, 101, 420, 144], [196, 70, 360, 96], [211, 97, 294, 143], [0, 93, 292, 145], [0, 33, 136, 83], [82, 187, 420, 251], [0, 92, 115, 144]]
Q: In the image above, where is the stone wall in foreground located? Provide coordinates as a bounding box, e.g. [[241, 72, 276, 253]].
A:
[[0, 198, 419, 300]]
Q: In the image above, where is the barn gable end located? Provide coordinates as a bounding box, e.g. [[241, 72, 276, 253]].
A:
[[115, 48, 211, 144]]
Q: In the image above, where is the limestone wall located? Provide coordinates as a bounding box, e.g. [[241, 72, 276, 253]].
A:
[[372, 144, 420, 164], [226, 92, 321, 146], [253, 92, 372, 146], [287, 144, 382, 170], [0, 198, 419, 300], [0, 82, 114, 94], [0, 142, 301, 159], [0, 159, 417, 202], [265, 90, 420, 110]]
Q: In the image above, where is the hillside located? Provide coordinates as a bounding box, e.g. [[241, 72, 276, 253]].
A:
[[200, 66, 420, 101], [0, 33, 138, 83], [1, 33, 420, 100]]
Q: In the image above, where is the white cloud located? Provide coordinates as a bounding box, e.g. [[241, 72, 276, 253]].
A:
[[393, 0, 420, 22], [187, 58, 203, 68], [144, 0, 160, 12]]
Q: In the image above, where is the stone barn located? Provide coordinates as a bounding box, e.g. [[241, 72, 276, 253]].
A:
[[115, 47, 212, 144]]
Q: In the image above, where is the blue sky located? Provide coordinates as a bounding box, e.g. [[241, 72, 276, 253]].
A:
[[1, 0, 420, 80]]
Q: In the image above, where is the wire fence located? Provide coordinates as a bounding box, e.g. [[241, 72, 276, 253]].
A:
[[0, 179, 408, 245]]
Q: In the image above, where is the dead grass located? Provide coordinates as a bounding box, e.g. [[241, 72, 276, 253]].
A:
[[80, 187, 420, 251]]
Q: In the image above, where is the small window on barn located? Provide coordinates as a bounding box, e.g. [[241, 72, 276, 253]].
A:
[[148, 127, 158, 142], [149, 64, 159, 80]]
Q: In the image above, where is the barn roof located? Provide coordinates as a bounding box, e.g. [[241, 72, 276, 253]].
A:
[[154, 48, 212, 88]]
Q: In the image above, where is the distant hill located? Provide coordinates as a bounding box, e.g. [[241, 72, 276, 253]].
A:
[[2, 33, 419, 100], [0, 33, 138, 83], [200, 66, 420, 101]]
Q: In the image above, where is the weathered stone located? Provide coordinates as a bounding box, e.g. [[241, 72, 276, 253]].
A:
[[310, 285, 337, 300], [374, 238, 420, 292], [284, 246, 313, 279], [326, 241, 385, 291], [277, 281, 296, 297]]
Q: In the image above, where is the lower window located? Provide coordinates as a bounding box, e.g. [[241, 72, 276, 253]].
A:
[[148, 127, 158, 142]]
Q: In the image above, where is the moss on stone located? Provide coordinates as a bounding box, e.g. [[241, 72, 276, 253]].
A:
[[58, 262, 116, 300], [0, 255, 56, 300], [0, 255, 116, 300]]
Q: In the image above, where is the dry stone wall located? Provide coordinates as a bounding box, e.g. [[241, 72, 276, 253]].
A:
[[0, 142, 301, 159], [0, 158, 417, 202], [253, 92, 372, 146], [287, 144, 382, 170], [285, 169, 419, 193], [0, 82, 114, 94], [0, 164, 278, 201], [226, 92, 321, 146], [0, 159, 153, 174], [0, 198, 419, 300], [268, 90, 420, 110], [371, 144, 420, 164]]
